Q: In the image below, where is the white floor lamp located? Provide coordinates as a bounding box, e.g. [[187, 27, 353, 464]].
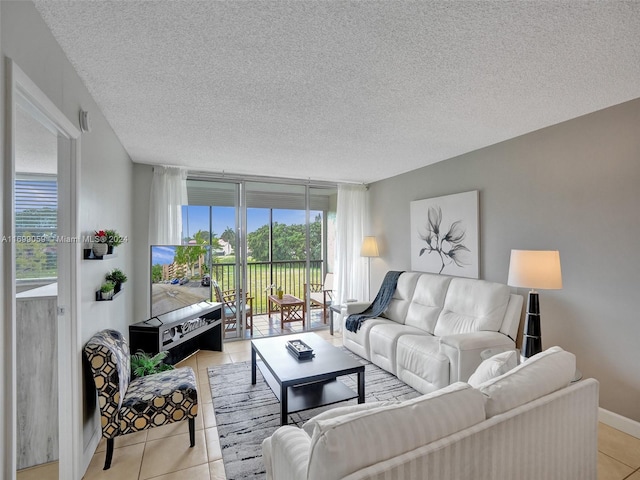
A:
[[507, 250, 563, 362], [360, 236, 379, 301]]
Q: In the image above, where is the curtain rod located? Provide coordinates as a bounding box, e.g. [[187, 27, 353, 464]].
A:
[[186, 169, 364, 188], [141, 162, 367, 187]]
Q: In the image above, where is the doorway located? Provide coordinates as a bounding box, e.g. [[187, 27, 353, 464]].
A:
[[4, 60, 81, 480]]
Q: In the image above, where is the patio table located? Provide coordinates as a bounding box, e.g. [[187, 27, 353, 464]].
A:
[[268, 294, 305, 329]]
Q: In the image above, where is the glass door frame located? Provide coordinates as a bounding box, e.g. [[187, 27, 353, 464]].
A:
[[186, 175, 336, 340], [242, 180, 320, 337], [234, 182, 244, 338]]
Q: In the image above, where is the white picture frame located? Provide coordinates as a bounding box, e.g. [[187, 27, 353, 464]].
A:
[[410, 191, 479, 278]]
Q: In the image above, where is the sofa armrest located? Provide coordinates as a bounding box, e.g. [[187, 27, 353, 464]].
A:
[[263, 426, 310, 480], [439, 331, 515, 383], [342, 302, 370, 315]]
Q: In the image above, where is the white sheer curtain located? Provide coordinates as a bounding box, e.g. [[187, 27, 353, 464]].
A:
[[334, 184, 369, 331], [149, 166, 187, 245]]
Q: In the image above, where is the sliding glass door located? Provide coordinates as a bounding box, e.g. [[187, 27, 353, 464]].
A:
[[184, 178, 336, 339], [183, 181, 243, 338]]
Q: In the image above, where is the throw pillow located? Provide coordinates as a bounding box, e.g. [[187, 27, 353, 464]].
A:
[[478, 346, 576, 418], [468, 350, 518, 387]]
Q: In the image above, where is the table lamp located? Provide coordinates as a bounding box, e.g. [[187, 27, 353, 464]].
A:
[[360, 236, 379, 301], [507, 250, 562, 361]]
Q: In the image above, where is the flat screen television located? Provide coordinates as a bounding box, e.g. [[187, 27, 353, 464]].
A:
[[150, 245, 212, 318]]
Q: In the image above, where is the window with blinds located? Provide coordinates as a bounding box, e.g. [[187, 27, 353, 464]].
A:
[[186, 180, 332, 211], [15, 174, 58, 280]]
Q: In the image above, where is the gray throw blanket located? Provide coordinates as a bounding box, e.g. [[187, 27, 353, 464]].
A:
[[345, 270, 404, 332]]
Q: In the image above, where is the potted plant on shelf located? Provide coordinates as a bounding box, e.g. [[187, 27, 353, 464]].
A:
[[99, 280, 115, 300], [105, 268, 127, 294], [92, 230, 109, 258], [105, 229, 124, 254], [130, 350, 174, 378]]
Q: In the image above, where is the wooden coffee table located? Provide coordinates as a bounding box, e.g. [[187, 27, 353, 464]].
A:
[[268, 294, 305, 329], [251, 332, 365, 425]]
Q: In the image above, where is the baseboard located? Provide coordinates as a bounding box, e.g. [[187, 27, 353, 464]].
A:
[[599, 407, 640, 439], [82, 426, 101, 475]]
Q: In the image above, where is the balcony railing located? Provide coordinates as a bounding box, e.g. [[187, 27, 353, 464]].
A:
[[210, 260, 324, 315]]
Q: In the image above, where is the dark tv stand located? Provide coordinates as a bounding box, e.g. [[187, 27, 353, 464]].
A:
[[129, 301, 223, 364]]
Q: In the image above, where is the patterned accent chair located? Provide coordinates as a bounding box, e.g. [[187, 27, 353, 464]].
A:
[[84, 329, 198, 470]]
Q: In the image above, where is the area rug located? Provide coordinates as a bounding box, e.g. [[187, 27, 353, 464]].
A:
[[209, 350, 419, 480]]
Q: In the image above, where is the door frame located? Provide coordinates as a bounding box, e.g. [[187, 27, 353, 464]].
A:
[[3, 58, 82, 479]]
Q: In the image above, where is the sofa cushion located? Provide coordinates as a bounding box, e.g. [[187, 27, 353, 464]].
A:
[[302, 400, 400, 437], [307, 382, 485, 480], [467, 350, 518, 387], [395, 334, 449, 393], [380, 272, 421, 324], [404, 273, 452, 333], [477, 346, 576, 418], [434, 278, 511, 336], [369, 323, 426, 374], [343, 317, 395, 361]]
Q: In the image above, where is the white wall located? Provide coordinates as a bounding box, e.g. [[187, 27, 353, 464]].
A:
[[0, 5, 8, 479], [1, 0, 135, 469], [369, 98, 640, 422], [132, 162, 153, 322]]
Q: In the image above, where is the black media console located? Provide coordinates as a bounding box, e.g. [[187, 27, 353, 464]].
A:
[[129, 301, 223, 364]]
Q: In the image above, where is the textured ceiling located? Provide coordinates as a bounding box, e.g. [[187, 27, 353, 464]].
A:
[[34, 1, 640, 184]]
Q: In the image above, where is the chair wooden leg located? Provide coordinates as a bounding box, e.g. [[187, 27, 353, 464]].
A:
[[104, 438, 114, 470], [189, 417, 195, 447]]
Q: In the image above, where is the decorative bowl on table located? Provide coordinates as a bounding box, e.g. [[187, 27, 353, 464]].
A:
[[286, 339, 314, 360]]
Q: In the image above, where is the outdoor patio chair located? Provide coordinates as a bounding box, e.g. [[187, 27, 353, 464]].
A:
[[212, 280, 254, 337], [83, 329, 198, 470], [305, 272, 334, 323]]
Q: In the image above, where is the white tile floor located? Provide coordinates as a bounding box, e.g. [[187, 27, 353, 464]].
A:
[[18, 329, 640, 480]]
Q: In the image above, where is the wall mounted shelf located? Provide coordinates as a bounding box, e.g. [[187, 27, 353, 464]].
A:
[[83, 249, 117, 260], [95, 289, 123, 301]]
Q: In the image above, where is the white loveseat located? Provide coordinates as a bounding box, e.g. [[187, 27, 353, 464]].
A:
[[262, 347, 599, 480], [342, 271, 524, 392]]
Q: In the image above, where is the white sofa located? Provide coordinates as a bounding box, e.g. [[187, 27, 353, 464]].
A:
[[342, 271, 524, 392], [262, 347, 599, 480]]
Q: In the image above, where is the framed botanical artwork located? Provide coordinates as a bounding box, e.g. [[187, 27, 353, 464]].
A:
[[410, 190, 479, 278]]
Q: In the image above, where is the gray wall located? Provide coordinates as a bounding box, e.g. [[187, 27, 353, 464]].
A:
[[369, 98, 640, 421], [132, 162, 154, 323], [0, 4, 8, 479], [1, 0, 135, 468]]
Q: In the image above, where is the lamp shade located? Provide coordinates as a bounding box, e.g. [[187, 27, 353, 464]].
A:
[[507, 250, 562, 290], [360, 236, 379, 257]]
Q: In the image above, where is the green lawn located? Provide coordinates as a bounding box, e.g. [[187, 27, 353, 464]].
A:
[[210, 261, 322, 314]]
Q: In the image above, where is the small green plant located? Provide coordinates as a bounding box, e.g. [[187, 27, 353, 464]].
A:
[[100, 281, 115, 293], [104, 229, 125, 247], [130, 350, 174, 377], [105, 268, 127, 284]]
